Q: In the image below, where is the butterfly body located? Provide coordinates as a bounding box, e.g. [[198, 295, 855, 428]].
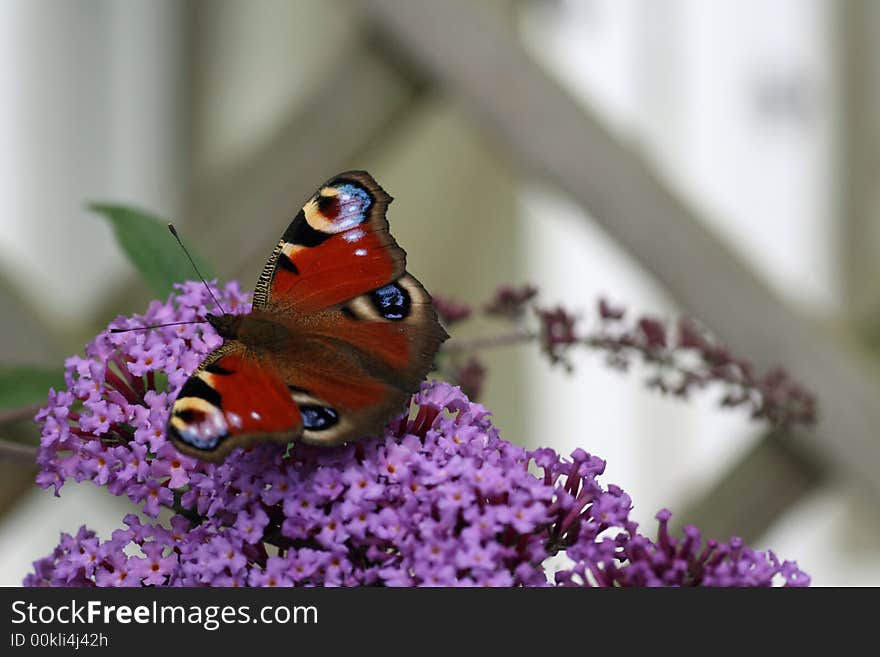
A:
[[168, 172, 448, 461]]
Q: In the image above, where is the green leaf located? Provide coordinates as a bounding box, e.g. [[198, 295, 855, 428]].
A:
[[0, 366, 64, 412], [89, 203, 215, 298]]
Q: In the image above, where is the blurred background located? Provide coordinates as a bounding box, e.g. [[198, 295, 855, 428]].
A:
[[2, 0, 880, 586]]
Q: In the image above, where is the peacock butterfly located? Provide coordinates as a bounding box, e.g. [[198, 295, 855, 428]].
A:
[[167, 171, 448, 461]]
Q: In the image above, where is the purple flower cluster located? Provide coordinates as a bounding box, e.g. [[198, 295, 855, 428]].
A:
[[34, 280, 250, 510], [484, 284, 538, 319], [436, 285, 817, 427], [431, 294, 473, 326], [590, 299, 817, 428], [27, 281, 809, 587]]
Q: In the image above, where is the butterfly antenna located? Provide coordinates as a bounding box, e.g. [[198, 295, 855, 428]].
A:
[[110, 320, 206, 334], [167, 223, 227, 314]]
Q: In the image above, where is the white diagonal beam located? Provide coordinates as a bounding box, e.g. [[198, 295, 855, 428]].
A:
[[356, 0, 880, 498]]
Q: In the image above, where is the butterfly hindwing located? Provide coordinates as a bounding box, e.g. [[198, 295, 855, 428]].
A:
[[321, 273, 448, 392], [271, 275, 447, 447], [168, 344, 303, 461]]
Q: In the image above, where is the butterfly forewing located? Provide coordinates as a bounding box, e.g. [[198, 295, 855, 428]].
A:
[[168, 344, 303, 460], [253, 171, 401, 313]]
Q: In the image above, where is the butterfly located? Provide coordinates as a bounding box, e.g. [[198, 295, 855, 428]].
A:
[[167, 171, 448, 462]]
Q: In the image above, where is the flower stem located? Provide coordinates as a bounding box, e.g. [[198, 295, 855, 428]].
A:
[[0, 438, 37, 464], [0, 404, 42, 426], [442, 328, 536, 354]]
